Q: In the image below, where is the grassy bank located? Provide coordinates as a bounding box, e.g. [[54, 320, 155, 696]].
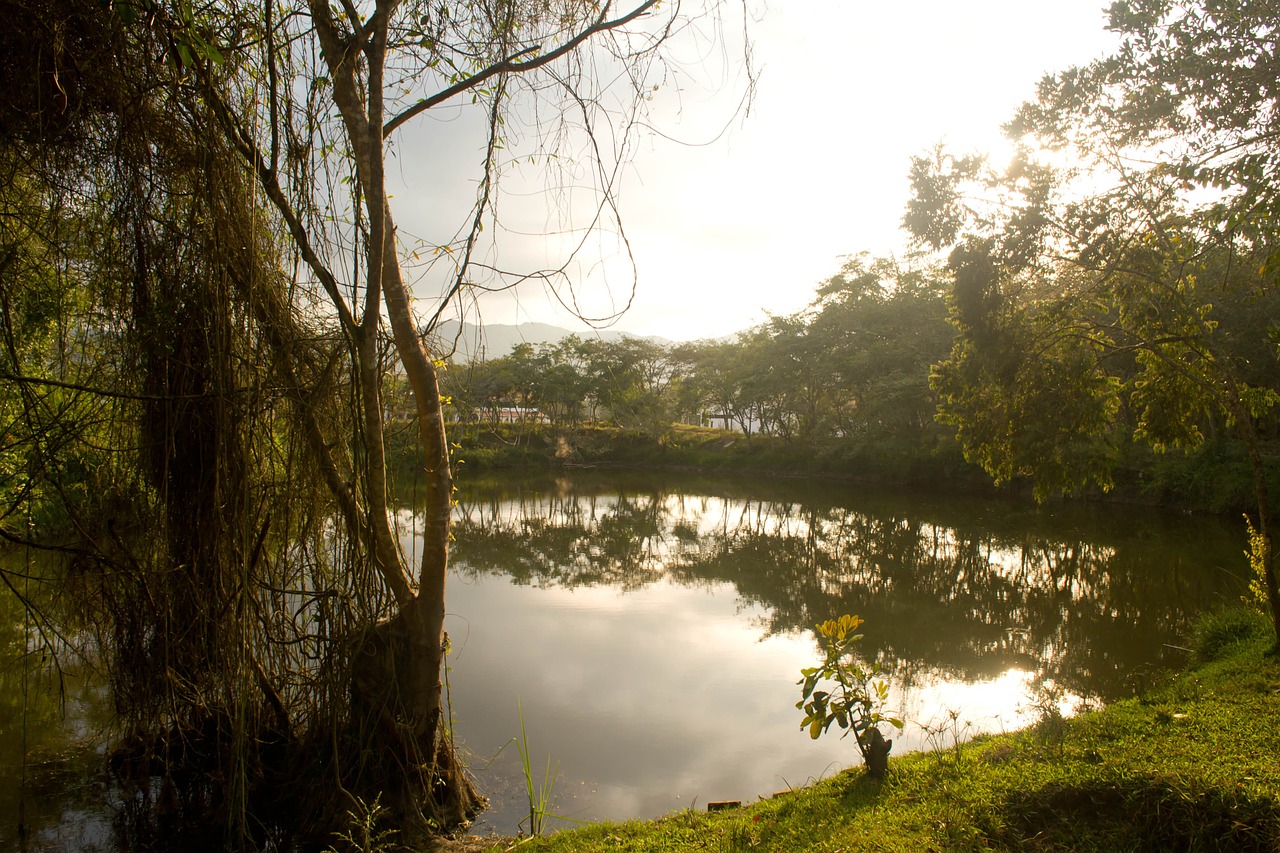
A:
[[437, 422, 987, 490], [420, 423, 1279, 513], [446, 609, 1279, 852]]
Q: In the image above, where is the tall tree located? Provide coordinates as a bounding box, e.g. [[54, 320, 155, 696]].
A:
[[184, 0, 752, 834], [680, 337, 756, 435], [807, 254, 953, 443], [0, 4, 341, 846], [905, 0, 1280, 648]]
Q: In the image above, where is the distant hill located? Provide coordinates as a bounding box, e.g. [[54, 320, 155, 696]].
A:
[[429, 320, 670, 361]]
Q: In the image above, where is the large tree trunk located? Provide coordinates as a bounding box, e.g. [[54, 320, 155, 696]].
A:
[[380, 203, 454, 732], [305, 0, 478, 826]]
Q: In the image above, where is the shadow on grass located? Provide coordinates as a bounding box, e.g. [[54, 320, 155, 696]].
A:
[[989, 777, 1280, 852], [833, 767, 893, 810]]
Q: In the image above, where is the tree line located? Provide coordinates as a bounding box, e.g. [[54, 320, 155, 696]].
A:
[[439, 254, 955, 447], [439, 235, 1277, 508]]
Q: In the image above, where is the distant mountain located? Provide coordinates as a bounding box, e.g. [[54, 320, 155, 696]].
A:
[[429, 320, 671, 361]]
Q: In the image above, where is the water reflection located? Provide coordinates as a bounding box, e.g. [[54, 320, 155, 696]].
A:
[[0, 557, 113, 852], [420, 471, 1248, 832], [444, 472, 1245, 699], [2, 471, 1250, 844]]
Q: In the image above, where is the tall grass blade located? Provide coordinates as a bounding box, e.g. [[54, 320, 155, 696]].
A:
[[516, 699, 561, 837]]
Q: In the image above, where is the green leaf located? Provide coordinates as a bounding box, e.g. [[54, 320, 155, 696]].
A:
[[201, 40, 224, 65], [808, 719, 823, 740]]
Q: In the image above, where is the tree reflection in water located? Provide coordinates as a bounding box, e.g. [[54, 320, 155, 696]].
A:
[[0, 553, 113, 851], [12, 471, 1244, 843], [443, 470, 1247, 703], [394, 470, 1248, 831]]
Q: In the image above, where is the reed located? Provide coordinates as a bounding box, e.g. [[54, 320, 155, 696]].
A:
[[515, 700, 561, 838]]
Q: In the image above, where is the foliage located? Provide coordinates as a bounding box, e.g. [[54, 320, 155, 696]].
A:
[[796, 614, 903, 770], [904, 0, 1280, 645], [1190, 606, 1271, 664], [1130, 439, 1279, 513], [1245, 515, 1271, 612], [928, 275, 1122, 500]]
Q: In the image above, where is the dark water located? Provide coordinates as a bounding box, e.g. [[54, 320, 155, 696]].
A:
[[1, 470, 1252, 844], [0, 570, 115, 851]]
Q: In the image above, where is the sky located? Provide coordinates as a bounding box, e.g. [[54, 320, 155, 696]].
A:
[[389, 0, 1121, 344]]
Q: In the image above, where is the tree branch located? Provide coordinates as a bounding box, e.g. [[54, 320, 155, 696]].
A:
[[383, 0, 660, 137], [0, 371, 243, 401]]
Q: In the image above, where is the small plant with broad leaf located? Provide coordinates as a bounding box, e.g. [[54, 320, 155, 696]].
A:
[[797, 614, 903, 777]]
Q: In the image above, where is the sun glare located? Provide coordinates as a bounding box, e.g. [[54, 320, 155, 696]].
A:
[[901, 666, 1086, 750]]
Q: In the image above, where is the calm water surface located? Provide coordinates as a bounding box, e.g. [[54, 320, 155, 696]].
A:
[[424, 471, 1248, 835], [0, 470, 1251, 844]]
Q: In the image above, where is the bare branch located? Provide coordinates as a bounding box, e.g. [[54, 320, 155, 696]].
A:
[[383, 0, 661, 137], [422, 71, 508, 334]]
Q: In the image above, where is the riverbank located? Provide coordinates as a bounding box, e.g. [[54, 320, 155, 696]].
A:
[[441, 422, 997, 492], [438, 608, 1279, 852], [433, 423, 1279, 515]]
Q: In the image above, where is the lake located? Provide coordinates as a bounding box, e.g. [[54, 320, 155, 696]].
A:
[[0, 470, 1251, 846], [429, 470, 1248, 835]]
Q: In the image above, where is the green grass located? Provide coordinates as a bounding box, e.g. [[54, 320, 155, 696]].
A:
[[406, 422, 1280, 513], [454, 610, 1280, 852], [435, 422, 974, 488]]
